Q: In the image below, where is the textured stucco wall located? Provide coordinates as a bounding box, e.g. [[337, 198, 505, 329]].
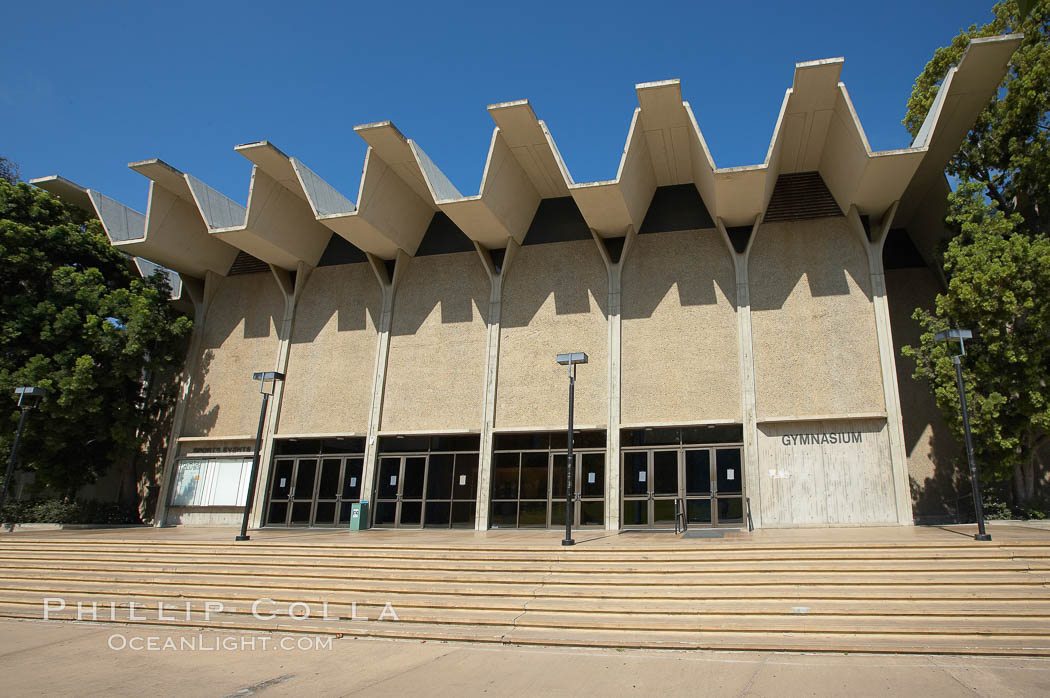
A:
[[496, 240, 608, 429], [278, 263, 381, 436], [750, 217, 885, 419], [183, 273, 284, 438], [381, 252, 490, 433], [886, 266, 962, 522], [621, 229, 740, 425]]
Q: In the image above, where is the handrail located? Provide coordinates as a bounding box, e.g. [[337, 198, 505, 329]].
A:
[[674, 498, 688, 534], [745, 496, 754, 532]]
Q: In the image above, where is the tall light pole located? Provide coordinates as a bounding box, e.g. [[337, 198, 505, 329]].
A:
[[934, 329, 991, 542], [236, 371, 284, 542], [1, 387, 46, 514], [556, 353, 587, 547]]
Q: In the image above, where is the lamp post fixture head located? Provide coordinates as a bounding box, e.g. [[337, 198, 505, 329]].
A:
[[13, 387, 46, 409], [556, 353, 588, 366], [252, 371, 285, 396], [934, 328, 973, 357]]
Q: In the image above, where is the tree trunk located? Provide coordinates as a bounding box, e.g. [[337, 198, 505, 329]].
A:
[[117, 457, 138, 509], [1014, 460, 1026, 504], [1014, 430, 1044, 507]]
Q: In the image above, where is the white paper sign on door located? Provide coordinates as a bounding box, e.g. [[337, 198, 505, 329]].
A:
[[588, 472, 596, 484], [390, 476, 397, 486], [639, 471, 646, 482], [279, 478, 287, 488], [727, 469, 735, 480], [459, 475, 466, 486], [349, 477, 357, 487]]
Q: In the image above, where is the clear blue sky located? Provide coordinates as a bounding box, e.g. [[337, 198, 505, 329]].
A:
[[3, 0, 997, 210]]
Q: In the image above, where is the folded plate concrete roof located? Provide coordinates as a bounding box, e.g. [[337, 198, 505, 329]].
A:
[[32, 33, 1022, 272]]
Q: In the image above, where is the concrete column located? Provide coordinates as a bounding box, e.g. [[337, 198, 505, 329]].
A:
[[153, 270, 220, 527], [848, 204, 913, 524], [248, 261, 313, 530], [473, 241, 519, 531], [360, 251, 408, 505], [592, 228, 636, 532], [717, 217, 763, 529]]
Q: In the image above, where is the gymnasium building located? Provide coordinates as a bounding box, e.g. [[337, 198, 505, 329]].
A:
[[33, 35, 1021, 531]]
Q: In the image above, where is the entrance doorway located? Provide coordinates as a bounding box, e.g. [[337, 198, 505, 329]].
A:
[[266, 455, 364, 527], [490, 450, 606, 528], [621, 446, 744, 528], [371, 449, 480, 528]]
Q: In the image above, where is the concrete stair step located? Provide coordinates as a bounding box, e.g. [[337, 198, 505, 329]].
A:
[[0, 560, 1045, 586], [2, 598, 1050, 645], [2, 580, 1049, 617], [2, 535, 1048, 655], [2, 538, 1048, 555], [2, 543, 1045, 562], [1, 569, 1047, 600], [1, 552, 1043, 573]]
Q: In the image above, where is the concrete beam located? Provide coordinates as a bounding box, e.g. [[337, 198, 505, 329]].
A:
[[487, 100, 569, 199], [416, 126, 541, 248], [897, 33, 1023, 227]]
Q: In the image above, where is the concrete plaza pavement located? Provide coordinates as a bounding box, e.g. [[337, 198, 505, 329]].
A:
[[2, 618, 1050, 697], [4, 519, 1050, 547]]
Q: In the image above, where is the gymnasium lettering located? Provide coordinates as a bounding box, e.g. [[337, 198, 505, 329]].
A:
[[781, 431, 862, 446]]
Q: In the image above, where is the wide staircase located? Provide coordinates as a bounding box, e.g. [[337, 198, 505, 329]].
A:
[[0, 534, 1048, 655]]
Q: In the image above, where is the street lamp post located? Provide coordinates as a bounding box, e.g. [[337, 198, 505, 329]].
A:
[[236, 371, 284, 542], [934, 329, 991, 542], [556, 353, 587, 547], [0, 387, 46, 515]]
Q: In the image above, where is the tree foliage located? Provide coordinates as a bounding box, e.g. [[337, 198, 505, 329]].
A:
[[902, 1, 1050, 506], [0, 157, 18, 185], [903, 184, 1050, 503], [0, 179, 192, 498]]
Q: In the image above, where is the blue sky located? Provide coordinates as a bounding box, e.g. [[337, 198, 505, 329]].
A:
[[3, 1, 997, 210]]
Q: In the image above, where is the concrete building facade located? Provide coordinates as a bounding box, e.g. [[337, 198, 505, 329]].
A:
[[34, 36, 1022, 531]]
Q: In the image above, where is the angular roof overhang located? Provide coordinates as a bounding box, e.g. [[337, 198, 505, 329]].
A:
[[34, 33, 1022, 269]]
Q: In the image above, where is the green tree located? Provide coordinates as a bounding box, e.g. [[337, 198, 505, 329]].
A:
[[0, 157, 18, 185], [0, 179, 192, 509], [902, 1, 1050, 507]]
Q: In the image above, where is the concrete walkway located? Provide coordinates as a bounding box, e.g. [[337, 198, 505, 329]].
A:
[[3, 520, 1049, 547], [2, 618, 1049, 697]]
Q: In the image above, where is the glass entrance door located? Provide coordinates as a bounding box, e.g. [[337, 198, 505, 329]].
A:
[[372, 452, 479, 528], [264, 457, 319, 526], [622, 446, 744, 528], [266, 456, 364, 527], [373, 456, 426, 528], [621, 451, 679, 527], [551, 452, 606, 528], [490, 450, 606, 528]]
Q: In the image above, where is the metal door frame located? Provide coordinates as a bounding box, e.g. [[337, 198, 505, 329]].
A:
[[266, 455, 366, 528], [548, 451, 606, 528], [488, 447, 607, 528], [372, 454, 428, 529], [621, 443, 745, 529]]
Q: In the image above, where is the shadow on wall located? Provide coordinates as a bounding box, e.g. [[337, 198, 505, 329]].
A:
[[391, 253, 490, 337], [885, 266, 966, 524], [182, 349, 219, 437], [290, 263, 381, 345], [500, 240, 609, 329], [909, 439, 966, 525], [901, 366, 965, 524], [622, 229, 736, 320], [201, 274, 281, 348], [749, 219, 869, 312], [128, 365, 183, 522]]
